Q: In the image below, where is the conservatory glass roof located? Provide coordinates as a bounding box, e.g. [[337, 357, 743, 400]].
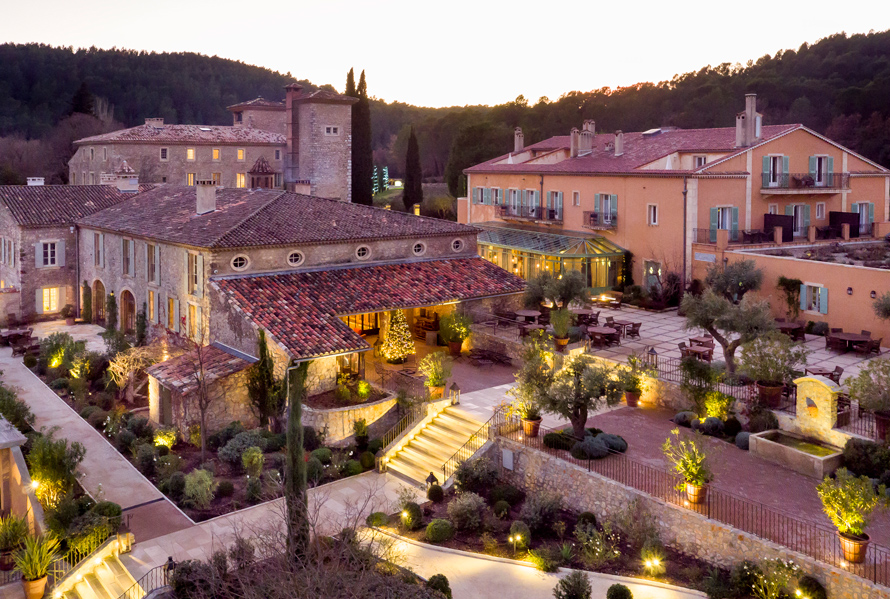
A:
[[475, 223, 626, 258]]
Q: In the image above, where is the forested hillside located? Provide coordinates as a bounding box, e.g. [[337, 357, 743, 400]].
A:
[[1, 30, 889, 188]]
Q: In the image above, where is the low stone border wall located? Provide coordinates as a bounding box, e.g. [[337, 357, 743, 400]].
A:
[[493, 437, 890, 599], [303, 392, 397, 446]]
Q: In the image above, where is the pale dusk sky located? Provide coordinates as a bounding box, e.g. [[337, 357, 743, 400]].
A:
[[3, 0, 888, 108]]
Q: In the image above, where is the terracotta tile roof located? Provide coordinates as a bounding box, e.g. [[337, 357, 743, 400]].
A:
[[465, 124, 800, 175], [226, 97, 285, 110], [248, 156, 275, 174], [75, 124, 284, 146], [292, 89, 358, 105], [146, 344, 254, 394], [79, 186, 476, 248], [0, 184, 154, 227], [213, 257, 526, 360]]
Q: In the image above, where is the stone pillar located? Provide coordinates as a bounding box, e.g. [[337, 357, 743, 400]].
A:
[[794, 375, 840, 437], [716, 229, 729, 250], [808, 225, 817, 243], [842, 223, 850, 241], [773, 226, 783, 245]]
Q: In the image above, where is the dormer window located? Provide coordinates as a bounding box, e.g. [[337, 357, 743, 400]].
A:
[[235, 111, 243, 123], [694, 156, 707, 168]]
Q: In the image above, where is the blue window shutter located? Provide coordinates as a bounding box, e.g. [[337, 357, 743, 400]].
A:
[[546, 191, 552, 211], [819, 287, 829, 315], [709, 207, 718, 242], [799, 285, 807, 312], [808, 156, 816, 175], [852, 203, 859, 214], [782, 156, 789, 174], [803, 205, 811, 229], [827, 156, 834, 174], [610, 195, 618, 221], [762, 156, 770, 175], [594, 194, 601, 215], [731, 207, 739, 233], [869, 203, 875, 223], [785, 205, 794, 216]]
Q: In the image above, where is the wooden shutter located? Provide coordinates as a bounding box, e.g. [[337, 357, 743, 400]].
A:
[[145, 243, 150, 281], [782, 156, 789, 175], [785, 205, 794, 216], [799, 284, 807, 312], [195, 306, 203, 339], [154, 244, 161, 284], [35, 289, 43, 314], [56, 241, 65, 267], [173, 299, 180, 332], [731, 207, 739, 234], [128, 241, 135, 276], [594, 194, 601, 219], [709, 208, 718, 243], [100, 234, 105, 267], [808, 156, 816, 176], [803, 205, 811, 230], [185, 253, 191, 295], [869, 203, 875, 223], [818, 288, 829, 315], [610, 195, 618, 222], [851, 203, 859, 214], [58, 286, 66, 310], [762, 156, 770, 186], [196, 254, 204, 298], [827, 156, 834, 175], [34, 243, 40, 268]]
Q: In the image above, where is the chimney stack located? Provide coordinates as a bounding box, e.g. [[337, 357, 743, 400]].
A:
[[570, 128, 580, 158], [614, 131, 624, 157], [736, 94, 762, 147], [144, 118, 164, 128], [196, 180, 217, 214], [579, 120, 594, 153], [582, 119, 596, 134], [26, 177, 44, 186], [514, 127, 524, 153]]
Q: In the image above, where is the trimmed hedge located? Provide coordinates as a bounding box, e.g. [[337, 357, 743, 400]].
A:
[[425, 519, 455, 543]]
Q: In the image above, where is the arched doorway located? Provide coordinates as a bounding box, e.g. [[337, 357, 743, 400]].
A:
[[92, 280, 106, 324], [120, 290, 136, 334]]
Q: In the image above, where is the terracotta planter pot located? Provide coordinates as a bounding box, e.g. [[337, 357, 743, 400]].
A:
[[0, 550, 13, 571], [625, 391, 640, 408], [448, 341, 463, 357], [521, 417, 542, 438], [554, 337, 569, 352], [428, 385, 445, 400], [22, 577, 47, 599], [838, 531, 869, 564], [685, 482, 708, 505], [65, 317, 75, 326], [756, 382, 784, 408]]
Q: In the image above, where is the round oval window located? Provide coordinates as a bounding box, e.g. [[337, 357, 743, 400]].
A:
[[413, 242, 426, 256], [231, 255, 249, 270], [451, 239, 465, 252], [356, 246, 371, 260], [287, 251, 304, 266]]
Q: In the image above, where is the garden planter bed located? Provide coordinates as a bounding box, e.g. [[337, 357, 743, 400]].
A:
[[304, 387, 389, 410]]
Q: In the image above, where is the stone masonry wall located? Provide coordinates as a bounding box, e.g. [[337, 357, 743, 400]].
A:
[[303, 394, 397, 446], [20, 225, 78, 321], [494, 437, 889, 599], [298, 103, 352, 202]]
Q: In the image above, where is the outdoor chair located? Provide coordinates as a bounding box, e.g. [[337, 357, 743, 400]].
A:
[[792, 328, 806, 342], [855, 338, 882, 356], [830, 328, 843, 334], [826, 336, 847, 352], [678, 342, 692, 359], [627, 323, 642, 339], [605, 330, 621, 347], [591, 311, 600, 325], [605, 316, 615, 325], [830, 366, 844, 384], [861, 330, 872, 338]]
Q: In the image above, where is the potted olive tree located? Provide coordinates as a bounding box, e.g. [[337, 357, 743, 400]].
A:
[[439, 312, 472, 357], [847, 358, 890, 440], [550, 309, 573, 352], [508, 330, 553, 437], [738, 331, 810, 408], [60, 304, 75, 326], [617, 353, 653, 408], [14, 534, 59, 599], [817, 468, 887, 563], [0, 514, 28, 571], [419, 351, 453, 400], [662, 428, 712, 504]]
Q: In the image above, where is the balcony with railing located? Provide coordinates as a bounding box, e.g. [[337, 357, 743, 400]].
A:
[[693, 228, 778, 246], [497, 204, 562, 223], [761, 172, 850, 193], [581, 211, 617, 231]]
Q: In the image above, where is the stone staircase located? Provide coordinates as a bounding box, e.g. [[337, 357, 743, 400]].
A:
[[54, 538, 142, 599], [386, 406, 483, 485]]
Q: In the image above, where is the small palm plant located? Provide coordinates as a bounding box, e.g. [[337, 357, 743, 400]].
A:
[[14, 534, 59, 581]]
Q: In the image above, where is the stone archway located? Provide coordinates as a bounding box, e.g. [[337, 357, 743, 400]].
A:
[[92, 280, 106, 324], [120, 289, 136, 334]]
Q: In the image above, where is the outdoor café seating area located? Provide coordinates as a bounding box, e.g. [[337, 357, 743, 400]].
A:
[[0, 327, 39, 356]]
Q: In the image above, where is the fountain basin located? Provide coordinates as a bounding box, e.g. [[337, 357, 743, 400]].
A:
[[749, 430, 843, 479]]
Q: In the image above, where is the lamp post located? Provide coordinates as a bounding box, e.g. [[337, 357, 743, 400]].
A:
[[426, 472, 439, 489], [647, 346, 658, 369]]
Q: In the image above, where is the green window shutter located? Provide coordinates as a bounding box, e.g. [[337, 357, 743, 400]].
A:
[[808, 156, 816, 176], [762, 156, 770, 174], [799, 285, 807, 312], [709, 207, 718, 243], [852, 203, 859, 214], [594, 194, 601, 215], [610, 195, 618, 222], [731, 207, 739, 233], [827, 156, 834, 175], [819, 287, 829, 315], [782, 156, 789, 174], [785, 205, 794, 216], [484, 188, 491, 205], [869, 203, 875, 223], [803, 205, 810, 229], [546, 191, 552, 210]]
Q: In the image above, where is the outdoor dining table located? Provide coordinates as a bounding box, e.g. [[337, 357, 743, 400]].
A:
[[832, 332, 870, 352], [776, 322, 802, 331], [588, 326, 619, 335], [569, 308, 596, 316], [806, 367, 834, 377], [612, 320, 633, 337], [689, 336, 712, 346], [687, 345, 713, 361], [514, 309, 541, 323], [0, 329, 30, 345]]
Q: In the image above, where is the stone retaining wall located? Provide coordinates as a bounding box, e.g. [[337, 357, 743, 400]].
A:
[[303, 393, 397, 446], [494, 437, 889, 599]]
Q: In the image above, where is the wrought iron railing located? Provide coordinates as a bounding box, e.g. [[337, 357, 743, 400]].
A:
[[835, 400, 890, 442], [497, 414, 890, 587], [380, 403, 427, 454], [693, 228, 775, 245], [648, 355, 759, 403], [117, 564, 171, 599], [761, 172, 850, 190], [49, 516, 121, 583], [441, 409, 502, 483], [581, 212, 617, 229], [497, 205, 562, 223]]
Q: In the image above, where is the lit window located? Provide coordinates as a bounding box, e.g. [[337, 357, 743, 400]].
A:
[[189, 304, 198, 338], [167, 298, 175, 329], [187, 173, 196, 186], [41, 242, 57, 267], [212, 173, 221, 185], [237, 149, 245, 161], [148, 290, 155, 322], [236, 173, 246, 188], [412, 242, 426, 256], [212, 148, 220, 161], [186, 148, 196, 161], [647, 204, 658, 226], [42, 288, 59, 312], [805, 285, 827, 314], [287, 251, 304, 266], [355, 246, 371, 260], [231, 255, 249, 270], [160, 148, 168, 161], [451, 239, 465, 253]]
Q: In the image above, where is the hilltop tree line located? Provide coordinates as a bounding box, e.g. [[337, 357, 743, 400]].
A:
[[1, 31, 890, 188]]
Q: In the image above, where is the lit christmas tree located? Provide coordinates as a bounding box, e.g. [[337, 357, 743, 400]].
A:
[[380, 309, 415, 364]]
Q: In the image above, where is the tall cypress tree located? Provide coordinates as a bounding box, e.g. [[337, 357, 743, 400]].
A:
[[70, 82, 94, 116], [403, 126, 423, 211], [345, 68, 356, 98], [247, 330, 277, 427], [350, 70, 373, 205], [286, 361, 310, 560]]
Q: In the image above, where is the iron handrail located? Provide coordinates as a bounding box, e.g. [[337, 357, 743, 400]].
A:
[[441, 408, 503, 483], [117, 564, 171, 599]]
